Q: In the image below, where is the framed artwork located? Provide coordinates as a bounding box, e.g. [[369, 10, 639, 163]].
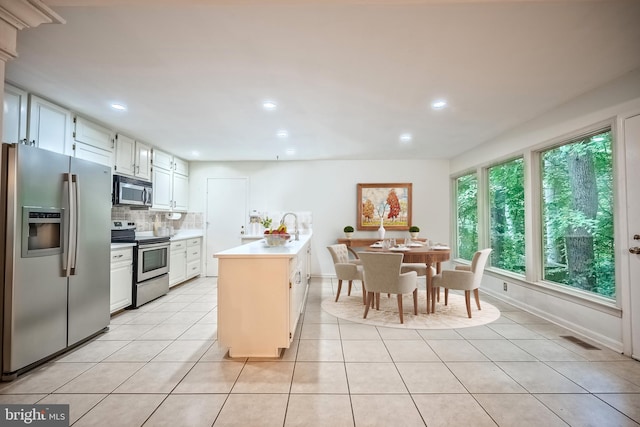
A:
[[357, 183, 412, 230]]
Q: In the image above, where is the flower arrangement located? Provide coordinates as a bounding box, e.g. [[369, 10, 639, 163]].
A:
[[261, 216, 273, 230]]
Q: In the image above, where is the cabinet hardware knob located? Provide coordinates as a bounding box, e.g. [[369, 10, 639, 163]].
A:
[[630, 247, 640, 255]]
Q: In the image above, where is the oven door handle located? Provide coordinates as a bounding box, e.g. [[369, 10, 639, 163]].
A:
[[139, 242, 170, 250]]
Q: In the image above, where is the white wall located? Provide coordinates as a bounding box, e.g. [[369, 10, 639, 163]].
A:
[[449, 70, 640, 353], [189, 159, 450, 276]]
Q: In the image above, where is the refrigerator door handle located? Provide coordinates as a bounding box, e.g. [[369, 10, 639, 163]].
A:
[[69, 174, 79, 275], [62, 173, 73, 276]]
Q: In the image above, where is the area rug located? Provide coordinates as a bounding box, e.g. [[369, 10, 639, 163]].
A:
[[321, 290, 501, 329]]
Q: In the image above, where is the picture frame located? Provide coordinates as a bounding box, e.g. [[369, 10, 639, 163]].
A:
[[357, 183, 412, 230]]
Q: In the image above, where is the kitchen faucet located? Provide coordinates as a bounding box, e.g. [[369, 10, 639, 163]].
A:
[[280, 212, 299, 240]]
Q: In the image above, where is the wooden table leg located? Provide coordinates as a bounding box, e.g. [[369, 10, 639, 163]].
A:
[[426, 263, 433, 314]]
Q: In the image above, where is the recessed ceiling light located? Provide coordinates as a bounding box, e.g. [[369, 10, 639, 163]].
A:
[[191, 150, 200, 157], [431, 100, 447, 110], [110, 103, 127, 111], [399, 133, 412, 143], [263, 101, 277, 111], [285, 148, 295, 155], [277, 130, 288, 138]]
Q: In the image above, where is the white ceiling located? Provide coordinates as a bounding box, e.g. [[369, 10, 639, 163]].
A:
[[6, 0, 640, 161]]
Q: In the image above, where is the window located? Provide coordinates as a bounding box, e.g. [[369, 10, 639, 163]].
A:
[[540, 129, 614, 298], [488, 158, 525, 274], [455, 173, 478, 261]]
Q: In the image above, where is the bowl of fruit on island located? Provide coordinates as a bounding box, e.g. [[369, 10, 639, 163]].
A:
[[264, 225, 291, 246]]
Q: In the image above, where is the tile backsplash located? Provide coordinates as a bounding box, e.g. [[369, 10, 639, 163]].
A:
[[111, 207, 204, 232]]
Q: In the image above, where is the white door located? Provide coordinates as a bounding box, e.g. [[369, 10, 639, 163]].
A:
[[206, 178, 247, 276], [625, 114, 640, 360]]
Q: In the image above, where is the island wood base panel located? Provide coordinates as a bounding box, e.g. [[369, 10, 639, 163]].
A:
[[215, 234, 311, 359], [217, 258, 290, 358]]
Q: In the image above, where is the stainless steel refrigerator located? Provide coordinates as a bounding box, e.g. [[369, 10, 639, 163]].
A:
[[0, 143, 111, 380]]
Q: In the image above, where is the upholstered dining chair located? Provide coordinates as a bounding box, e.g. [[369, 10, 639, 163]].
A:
[[431, 248, 492, 318], [359, 252, 418, 324], [327, 244, 365, 303]]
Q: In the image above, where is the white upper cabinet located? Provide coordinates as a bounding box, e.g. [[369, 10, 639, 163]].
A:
[[152, 149, 173, 171], [135, 141, 151, 181], [114, 134, 136, 176], [173, 156, 189, 176], [27, 95, 73, 155], [3, 84, 28, 144], [152, 165, 172, 210], [73, 116, 113, 151], [172, 172, 189, 211], [73, 116, 114, 167], [114, 134, 151, 181], [152, 148, 189, 211]]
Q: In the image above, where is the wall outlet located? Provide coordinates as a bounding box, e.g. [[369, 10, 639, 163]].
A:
[[503, 282, 508, 291]]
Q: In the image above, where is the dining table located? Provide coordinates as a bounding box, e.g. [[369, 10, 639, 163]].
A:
[[337, 238, 451, 314]]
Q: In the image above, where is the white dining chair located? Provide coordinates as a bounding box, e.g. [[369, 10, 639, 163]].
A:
[[431, 248, 492, 318], [359, 252, 418, 324], [327, 244, 366, 303]]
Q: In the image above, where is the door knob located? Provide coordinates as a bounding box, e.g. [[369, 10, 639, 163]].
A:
[[630, 247, 640, 255]]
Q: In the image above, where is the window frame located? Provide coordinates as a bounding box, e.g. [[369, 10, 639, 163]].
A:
[[534, 125, 616, 300], [452, 170, 479, 262], [485, 155, 526, 276], [450, 118, 621, 312]]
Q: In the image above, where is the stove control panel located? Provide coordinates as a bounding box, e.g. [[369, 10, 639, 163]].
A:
[[112, 220, 136, 230]]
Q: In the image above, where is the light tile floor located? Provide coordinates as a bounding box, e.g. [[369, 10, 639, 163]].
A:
[[2, 276, 640, 426]]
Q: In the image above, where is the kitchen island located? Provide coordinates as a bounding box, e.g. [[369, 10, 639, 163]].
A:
[[215, 233, 311, 358]]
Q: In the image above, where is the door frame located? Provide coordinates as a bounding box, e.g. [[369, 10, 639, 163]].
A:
[[619, 110, 640, 359]]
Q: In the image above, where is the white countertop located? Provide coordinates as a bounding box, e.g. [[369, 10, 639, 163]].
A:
[[170, 229, 204, 240], [110, 242, 135, 250], [215, 232, 312, 258]]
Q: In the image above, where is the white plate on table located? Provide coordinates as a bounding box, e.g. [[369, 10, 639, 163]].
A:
[[407, 242, 423, 247], [369, 242, 383, 248], [431, 245, 450, 250], [389, 246, 411, 252]]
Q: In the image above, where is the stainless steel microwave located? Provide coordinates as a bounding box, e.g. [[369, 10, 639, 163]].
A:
[[113, 175, 152, 207]]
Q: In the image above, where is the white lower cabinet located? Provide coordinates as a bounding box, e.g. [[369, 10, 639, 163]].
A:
[[169, 237, 202, 287], [186, 237, 202, 279], [169, 240, 187, 287], [110, 247, 133, 313]]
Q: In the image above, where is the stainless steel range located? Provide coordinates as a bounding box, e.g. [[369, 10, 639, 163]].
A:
[[111, 221, 170, 308]]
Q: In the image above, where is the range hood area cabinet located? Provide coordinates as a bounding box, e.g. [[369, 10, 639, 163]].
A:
[[152, 148, 188, 211], [114, 133, 152, 181]]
